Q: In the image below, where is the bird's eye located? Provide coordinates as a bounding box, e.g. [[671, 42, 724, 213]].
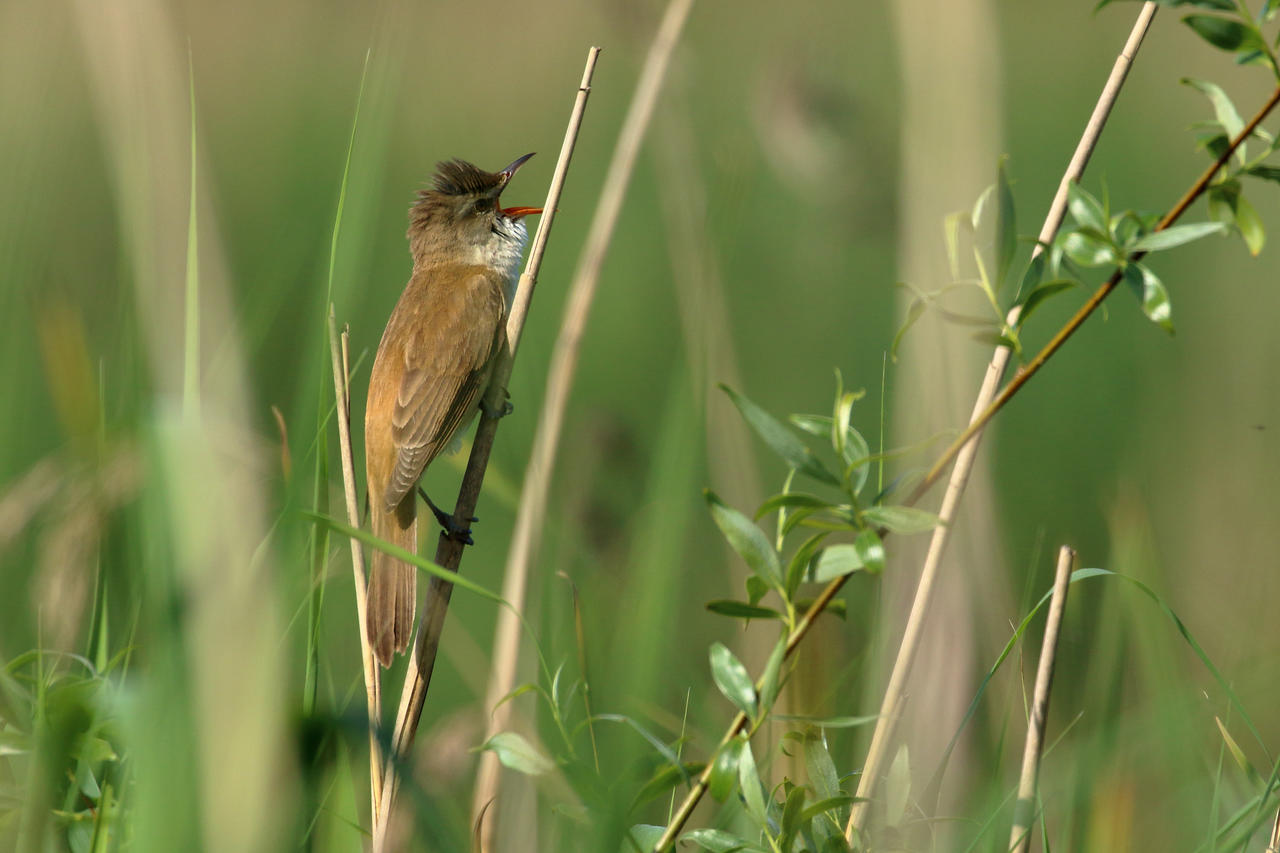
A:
[[472, 198, 493, 214]]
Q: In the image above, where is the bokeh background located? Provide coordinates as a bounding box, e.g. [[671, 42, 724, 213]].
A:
[[3, 0, 1279, 850]]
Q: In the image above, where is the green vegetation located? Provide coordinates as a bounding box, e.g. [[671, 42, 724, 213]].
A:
[[3, 1, 1280, 851]]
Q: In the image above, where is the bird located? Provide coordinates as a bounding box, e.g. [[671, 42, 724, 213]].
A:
[[364, 154, 541, 667]]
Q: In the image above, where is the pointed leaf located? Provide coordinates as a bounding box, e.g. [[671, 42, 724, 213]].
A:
[[1061, 230, 1116, 267], [480, 731, 555, 776], [803, 730, 842, 802], [884, 745, 912, 826], [1234, 193, 1265, 256], [810, 544, 868, 583], [706, 490, 783, 590], [997, 157, 1017, 287], [737, 737, 768, 826], [1017, 279, 1077, 328], [1183, 15, 1256, 52], [1066, 181, 1106, 232], [708, 738, 744, 802], [863, 505, 943, 534], [758, 637, 788, 715], [627, 826, 667, 851], [706, 600, 783, 621], [680, 828, 752, 852], [891, 295, 927, 361], [786, 532, 829, 596], [779, 784, 809, 852], [1130, 221, 1226, 252], [1247, 165, 1280, 183], [710, 643, 757, 718], [721, 384, 838, 484], [631, 762, 708, 808], [854, 528, 886, 574], [1182, 78, 1245, 161], [1123, 263, 1175, 333]]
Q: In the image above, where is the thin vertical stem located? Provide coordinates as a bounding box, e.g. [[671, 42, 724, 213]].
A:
[[1009, 546, 1075, 853]]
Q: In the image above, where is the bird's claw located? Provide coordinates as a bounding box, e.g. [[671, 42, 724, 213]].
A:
[[418, 488, 477, 546], [480, 394, 513, 419]]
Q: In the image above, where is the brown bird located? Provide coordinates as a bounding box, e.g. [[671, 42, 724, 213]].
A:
[[364, 154, 541, 667]]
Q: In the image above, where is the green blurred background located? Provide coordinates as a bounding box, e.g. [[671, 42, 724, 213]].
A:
[[3, 0, 1279, 850]]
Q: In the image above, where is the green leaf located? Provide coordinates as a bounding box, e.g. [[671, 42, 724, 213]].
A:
[[863, 505, 943, 534], [1017, 279, 1077, 328], [1014, 251, 1045, 301], [779, 784, 809, 852], [786, 532, 829, 596], [1215, 717, 1262, 784], [802, 729, 843, 805], [708, 737, 744, 802], [854, 528, 886, 574], [1182, 77, 1245, 147], [996, 156, 1017, 287], [479, 731, 555, 776], [758, 637, 788, 715], [1130, 221, 1226, 252], [755, 492, 834, 519], [1247, 165, 1280, 183], [631, 762, 708, 808], [706, 490, 783, 591], [1183, 15, 1256, 51], [1061, 229, 1117, 267], [891, 295, 927, 361], [970, 330, 1020, 351], [1208, 181, 1240, 227], [884, 745, 911, 827], [794, 597, 847, 619], [626, 825, 667, 852], [799, 795, 857, 824], [1234, 193, 1266, 255], [680, 828, 752, 852], [746, 575, 769, 606], [1123, 263, 1175, 333], [721, 384, 838, 485], [738, 737, 769, 826], [1066, 181, 1106, 232], [791, 414, 872, 495], [706, 600, 783, 621], [810, 544, 868, 583], [710, 643, 757, 718]]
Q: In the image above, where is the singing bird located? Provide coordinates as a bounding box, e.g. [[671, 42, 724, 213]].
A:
[[365, 154, 541, 667]]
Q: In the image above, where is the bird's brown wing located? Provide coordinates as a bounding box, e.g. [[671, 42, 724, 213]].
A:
[[383, 270, 506, 511]]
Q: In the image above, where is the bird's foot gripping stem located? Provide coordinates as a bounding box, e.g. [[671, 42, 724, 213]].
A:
[[480, 391, 513, 420], [418, 487, 477, 546]]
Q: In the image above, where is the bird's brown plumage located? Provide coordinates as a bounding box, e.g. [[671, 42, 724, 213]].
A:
[[364, 264, 507, 667]]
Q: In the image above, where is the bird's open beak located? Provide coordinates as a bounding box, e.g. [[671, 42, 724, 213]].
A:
[[498, 153, 542, 219]]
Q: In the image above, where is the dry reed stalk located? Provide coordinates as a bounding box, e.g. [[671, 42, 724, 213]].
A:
[[371, 47, 603, 850], [326, 309, 383, 817], [1008, 546, 1074, 853], [468, 3, 696, 848]]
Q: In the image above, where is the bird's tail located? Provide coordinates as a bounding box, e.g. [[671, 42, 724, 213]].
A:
[[368, 494, 417, 667]]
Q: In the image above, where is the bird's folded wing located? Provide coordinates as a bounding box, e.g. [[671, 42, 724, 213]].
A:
[[384, 271, 505, 511]]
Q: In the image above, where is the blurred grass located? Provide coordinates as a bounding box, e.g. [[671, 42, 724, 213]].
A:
[[2, 0, 1280, 850]]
